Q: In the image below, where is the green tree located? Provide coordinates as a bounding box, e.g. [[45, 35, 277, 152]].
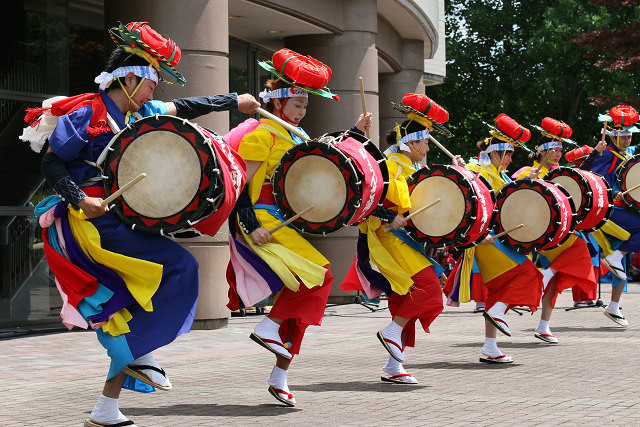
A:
[[431, 0, 640, 169]]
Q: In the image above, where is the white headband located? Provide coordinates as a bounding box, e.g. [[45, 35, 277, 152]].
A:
[[537, 140, 563, 153], [94, 66, 159, 91], [479, 142, 514, 165], [259, 87, 308, 103], [398, 130, 430, 146], [604, 129, 633, 137]]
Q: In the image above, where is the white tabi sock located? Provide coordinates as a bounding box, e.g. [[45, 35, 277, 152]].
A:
[[536, 319, 551, 335], [381, 320, 404, 344], [268, 365, 290, 393], [481, 337, 503, 358], [607, 301, 621, 315], [255, 316, 281, 336], [131, 352, 170, 386], [492, 301, 508, 315], [383, 354, 406, 376], [89, 394, 129, 425]]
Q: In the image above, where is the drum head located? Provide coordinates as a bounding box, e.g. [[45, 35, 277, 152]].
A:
[[410, 176, 465, 236], [103, 115, 220, 234], [620, 156, 640, 206], [118, 131, 201, 218], [273, 139, 359, 234], [499, 188, 551, 242], [283, 154, 347, 223], [549, 175, 582, 211]]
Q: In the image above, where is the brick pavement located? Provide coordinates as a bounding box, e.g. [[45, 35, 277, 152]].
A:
[[1, 284, 639, 426]]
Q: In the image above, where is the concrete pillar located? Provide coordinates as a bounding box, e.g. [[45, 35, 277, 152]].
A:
[[379, 39, 426, 144], [106, 0, 233, 328], [285, 0, 378, 303]]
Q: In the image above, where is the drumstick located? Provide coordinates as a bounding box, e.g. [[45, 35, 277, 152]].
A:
[[101, 173, 146, 206], [268, 205, 315, 234], [620, 183, 640, 197], [256, 107, 310, 141], [385, 199, 441, 231], [493, 224, 524, 239], [358, 77, 370, 139], [599, 122, 607, 156], [428, 134, 455, 160]]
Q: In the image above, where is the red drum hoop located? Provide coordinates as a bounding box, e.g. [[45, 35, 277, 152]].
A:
[[103, 115, 244, 237], [495, 180, 574, 252], [617, 154, 640, 212], [272, 130, 388, 235], [405, 165, 495, 248], [546, 167, 612, 232]]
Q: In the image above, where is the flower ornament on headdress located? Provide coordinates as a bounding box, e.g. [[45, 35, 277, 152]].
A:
[[391, 93, 452, 136], [599, 105, 639, 137], [108, 21, 185, 86], [257, 48, 339, 100], [480, 114, 530, 165], [532, 117, 577, 152]]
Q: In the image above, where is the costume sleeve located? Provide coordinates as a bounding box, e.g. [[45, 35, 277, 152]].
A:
[[587, 149, 618, 188], [371, 205, 397, 223], [48, 107, 92, 161], [238, 129, 272, 162], [171, 93, 239, 120], [234, 185, 261, 234], [41, 152, 87, 208], [348, 126, 364, 136], [384, 160, 412, 213]]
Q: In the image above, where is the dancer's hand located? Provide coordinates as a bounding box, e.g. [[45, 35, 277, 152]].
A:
[[250, 227, 272, 246], [238, 93, 260, 114], [452, 155, 466, 167], [388, 214, 407, 230], [595, 139, 607, 154], [78, 197, 108, 218], [481, 235, 495, 245], [355, 113, 373, 133]]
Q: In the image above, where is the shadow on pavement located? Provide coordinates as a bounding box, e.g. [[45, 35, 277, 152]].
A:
[[546, 326, 628, 333], [121, 403, 302, 417], [450, 342, 545, 349], [294, 381, 428, 393], [404, 361, 518, 370]]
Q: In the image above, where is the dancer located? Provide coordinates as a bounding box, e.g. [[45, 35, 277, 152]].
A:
[[515, 118, 596, 343], [578, 105, 639, 326], [446, 114, 543, 363], [23, 22, 259, 427], [343, 94, 463, 384], [227, 48, 371, 405]]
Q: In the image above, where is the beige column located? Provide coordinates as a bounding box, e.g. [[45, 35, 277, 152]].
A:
[[285, 0, 378, 303], [105, 0, 233, 328], [379, 39, 426, 143]]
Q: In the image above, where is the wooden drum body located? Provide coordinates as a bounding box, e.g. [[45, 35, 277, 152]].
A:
[[405, 165, 495, 248]]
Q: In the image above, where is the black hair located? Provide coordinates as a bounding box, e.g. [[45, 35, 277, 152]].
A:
[[103, 48, 152, 92], [385, 119, 427, 146]]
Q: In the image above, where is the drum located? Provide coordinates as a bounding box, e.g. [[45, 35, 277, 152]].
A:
[[546, 167, 612, 232], [103, 115, 245, 236], [272, 130, 388, 235], [494, 179, 574, 252], [617, 154, 640, 211], [405, 165, 495, 249]]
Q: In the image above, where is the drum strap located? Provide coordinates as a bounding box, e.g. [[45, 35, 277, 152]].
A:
[[605, 147, 631, 174], [256, 123, 297, 148]]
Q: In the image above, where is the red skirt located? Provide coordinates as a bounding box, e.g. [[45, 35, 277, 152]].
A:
[[544, 237, 596, 308], [388, 267, 444, 348], [269, 265, 333, 356], [485, 260, 542, 313]]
